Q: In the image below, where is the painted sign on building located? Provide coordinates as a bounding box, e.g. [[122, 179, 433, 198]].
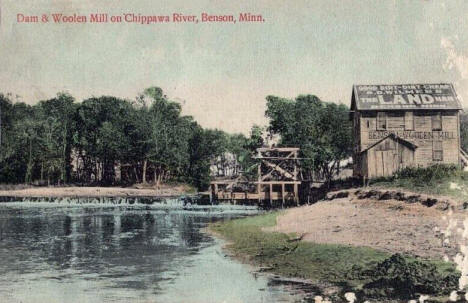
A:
[[368, 130, 456, 141], [353, 84, 462, 110]]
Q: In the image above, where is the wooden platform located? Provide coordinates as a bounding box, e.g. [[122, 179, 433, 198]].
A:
[[209, 147, 302, 205]]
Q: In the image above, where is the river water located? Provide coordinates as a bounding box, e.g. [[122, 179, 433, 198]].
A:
[[0, 201, 310, 303]]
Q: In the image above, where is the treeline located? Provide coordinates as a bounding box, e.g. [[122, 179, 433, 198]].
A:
[[8, 89, 462, 189], [0, 87, 261, 189]]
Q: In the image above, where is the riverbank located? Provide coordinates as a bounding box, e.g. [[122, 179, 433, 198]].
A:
[[209, 192, 462, 302], [272, 191, 461, 259], [0, 183, 196, 198]]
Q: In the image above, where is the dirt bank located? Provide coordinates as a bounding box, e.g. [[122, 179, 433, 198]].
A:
[[0, 184, 194, 198], [270, 190, 466, 259]]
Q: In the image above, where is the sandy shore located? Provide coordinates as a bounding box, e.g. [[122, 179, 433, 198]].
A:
[[269, 193, 464, 259], [0, 184, 193, 198]]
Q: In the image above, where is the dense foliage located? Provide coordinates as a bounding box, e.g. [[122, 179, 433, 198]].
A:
[[265, 94, 352, 182], [461, 111, 468, 152], [0, 90, 383, 188], [393, 164, 460, 184], [0, 88, 259, 189], [352, 254, 458, 299]]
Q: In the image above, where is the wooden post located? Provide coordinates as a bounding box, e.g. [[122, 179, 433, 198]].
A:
[[281, 183, 285, 208], [294, 183, 299, 205], [0, 105, 2, 148], [293, 150, 298, 181], [257, 182, 261, 204], [257, 150, 262, 204], [209, 185, 213, 204], [214, 184, 218, 201], [269, 183, 273, 206]]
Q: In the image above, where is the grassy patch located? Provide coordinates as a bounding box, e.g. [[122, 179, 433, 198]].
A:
[[210, 212, 458, 299], [370, 164, 468, 201]]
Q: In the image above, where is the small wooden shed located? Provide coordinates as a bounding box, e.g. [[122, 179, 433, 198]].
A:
[[360, 133, 417, 178], [351, 83, 462, 178]]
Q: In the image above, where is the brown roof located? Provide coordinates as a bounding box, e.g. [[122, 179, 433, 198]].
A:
[[360, 133, 418, 154]]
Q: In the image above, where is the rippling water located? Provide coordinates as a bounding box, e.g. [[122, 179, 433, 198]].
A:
[[0, 202, 308, 303]]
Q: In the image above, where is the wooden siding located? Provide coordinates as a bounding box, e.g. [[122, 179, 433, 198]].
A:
[[364, 136, 415, 178], [354, 110, 460, 177]]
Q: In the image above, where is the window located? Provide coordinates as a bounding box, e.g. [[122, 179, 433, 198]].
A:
[[404, 112, 414, 130], [377, 112, 387, 130], [433, 141, 443, 161], [432, 112, 442, 131]]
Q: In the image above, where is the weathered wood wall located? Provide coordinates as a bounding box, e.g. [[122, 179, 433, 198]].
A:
[[354, 110, 460, 177], [364, 137, 415, 178]]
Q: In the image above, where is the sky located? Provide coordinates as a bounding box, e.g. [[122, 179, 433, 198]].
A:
[[1, 0, 468, 134]]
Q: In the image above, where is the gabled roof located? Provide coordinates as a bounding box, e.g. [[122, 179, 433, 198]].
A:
[[360, 133, 418, 154], [351, 83, 462, 111]]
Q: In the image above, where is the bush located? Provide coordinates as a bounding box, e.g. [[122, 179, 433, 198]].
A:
[[371, 164, 462, 186], [397, 164, 459, 182], [350, 254, 458, 300]]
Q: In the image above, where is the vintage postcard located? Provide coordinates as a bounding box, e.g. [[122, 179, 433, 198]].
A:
[[1, 1, 468, 302]]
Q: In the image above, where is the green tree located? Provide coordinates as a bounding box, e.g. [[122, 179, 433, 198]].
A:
[[145, 88, 187, 186], [203, 129, 229, 176], [247, 125, 264, 151], [187, 126, 223, 190], [0, 96, 41, 183], [75, 96, 134, 184], [461, 111, 468, 152], [0, 95, 22, 182], [37, 93, 76, 184], [265, 94, 352, 182]]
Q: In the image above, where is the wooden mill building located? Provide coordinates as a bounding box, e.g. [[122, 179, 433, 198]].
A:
[[351, 83, 463, 178]]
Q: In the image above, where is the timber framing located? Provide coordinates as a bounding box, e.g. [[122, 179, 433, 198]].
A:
[[209, 147, 301, 206]]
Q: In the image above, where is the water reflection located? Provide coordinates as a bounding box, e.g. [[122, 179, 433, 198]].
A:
[[0, 204, 307, 303]]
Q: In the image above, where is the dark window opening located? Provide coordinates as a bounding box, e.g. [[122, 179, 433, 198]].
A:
[[377, 112, 387, 130], [405, 112, 414, 130], [432, 112, 442, 131], [433, 141, 443, 161]]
